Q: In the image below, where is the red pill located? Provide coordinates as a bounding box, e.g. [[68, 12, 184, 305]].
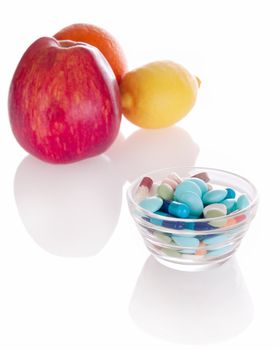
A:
[[139, 176, 153, 190]]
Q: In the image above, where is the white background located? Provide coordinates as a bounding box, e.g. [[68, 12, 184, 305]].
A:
[[0, 1, 276, 349]]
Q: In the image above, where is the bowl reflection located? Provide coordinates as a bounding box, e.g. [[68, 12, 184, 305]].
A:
[[129, 256, 254, 345]]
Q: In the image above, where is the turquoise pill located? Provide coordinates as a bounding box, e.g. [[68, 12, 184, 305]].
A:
[[168, 201, 190, 218], [203, 234, 230, 245], [225, 188, 236, 199], [221, 199, 237, 214], [139, 196, 163, 212], [184, 221, 196, 230], [237, 194, 250, 210], [174, 180, 202, 199], [150, 218, 163, 225], [150, 216, 163, 225], [172, 235, 200, 247], [154, 211, 170, 217], [176, 191, 204, 217], [188, 178, 208, 195], [206, 246, 231, 257], [202, 189, 228, 205]]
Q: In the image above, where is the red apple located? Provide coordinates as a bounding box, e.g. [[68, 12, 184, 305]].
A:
[[8, 37, 121, 163]]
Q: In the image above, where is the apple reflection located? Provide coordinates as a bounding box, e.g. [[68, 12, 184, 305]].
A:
[[14, 126, 199, 257]]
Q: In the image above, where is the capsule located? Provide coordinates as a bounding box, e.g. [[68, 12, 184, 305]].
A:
[[168, 201, 190, 218], [135, 176, 153, 202], [161, 199, 171, 213]]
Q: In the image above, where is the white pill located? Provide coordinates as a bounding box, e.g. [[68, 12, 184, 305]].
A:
[[203, 203, 227, 218]]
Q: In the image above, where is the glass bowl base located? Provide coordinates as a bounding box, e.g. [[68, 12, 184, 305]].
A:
[[154, 254, 233, 272]]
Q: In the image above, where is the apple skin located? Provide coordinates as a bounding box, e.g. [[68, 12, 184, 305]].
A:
[[8, 37, 121, 163]]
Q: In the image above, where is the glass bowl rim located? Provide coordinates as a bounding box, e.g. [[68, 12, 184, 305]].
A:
[[127, 166, 259, 223]]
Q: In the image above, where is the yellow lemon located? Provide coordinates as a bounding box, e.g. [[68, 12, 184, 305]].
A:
[[120, 61, 200, 128]]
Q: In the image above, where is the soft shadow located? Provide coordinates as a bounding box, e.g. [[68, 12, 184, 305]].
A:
[[112, 127, 199, 181], [129, 256, 254, 345], [14, 126, 199, 257], [14, 140, 124, 257]]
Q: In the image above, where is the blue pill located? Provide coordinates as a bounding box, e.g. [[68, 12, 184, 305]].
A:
[[161, 199, 171, 213], [162, 220, 184, 230], [237, 194, 250, 210], [194, 221, 216, 231], [176, 191, 204, 217], [221, 199, 237, 214], [168, 201, 190, 218], [139, 196, 163, 212], [172, 235, 200, 247], [203, 234, 230, 245], [174, 180, 202, 199], [202, 189, 228, 205], [225, 188, 236, 199], [188, 178, 208, 195]]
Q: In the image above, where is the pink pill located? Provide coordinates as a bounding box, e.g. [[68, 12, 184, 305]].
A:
[[195, 241, 207, 256], [162, 178, 177, 190], [168, 172, 182, 184], [191, 172, 210, 183]]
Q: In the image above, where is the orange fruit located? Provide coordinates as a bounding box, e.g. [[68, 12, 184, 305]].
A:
[[54, 23, 127, 83]]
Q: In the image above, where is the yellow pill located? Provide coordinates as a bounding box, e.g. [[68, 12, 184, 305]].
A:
[[120, 61, 200, 129]]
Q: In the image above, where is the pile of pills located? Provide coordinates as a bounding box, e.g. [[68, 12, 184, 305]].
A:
[[134, 171, 250, 258], [137, 171, 250, 221]]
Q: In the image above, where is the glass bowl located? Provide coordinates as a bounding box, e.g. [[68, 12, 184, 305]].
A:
[[127, 166, 258, 271]]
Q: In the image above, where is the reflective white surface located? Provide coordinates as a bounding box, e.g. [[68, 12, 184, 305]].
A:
[[0, 1, 277, 349], [130, 256, 253, 345], [13, 126, 198, 257]]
